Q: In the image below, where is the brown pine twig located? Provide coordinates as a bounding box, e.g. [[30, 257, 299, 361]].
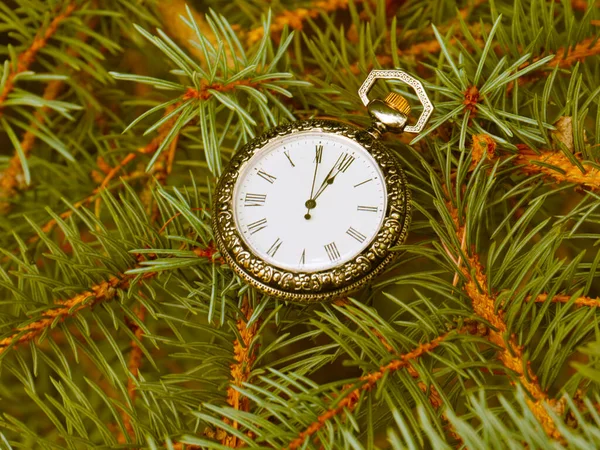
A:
[[532, 293, 600, 308], [286, 330, 459, 450], [468, 134, 599, 192], [0, 79, 65, 210], [94, 108, 180, 216], [546, 36, 600, 69], [570, 0, 600, 11], [246, 0, 358, 46], [0, 246, 218, 355], [446, 203, 563, 441], [512, 36, 600, 90], [0, 2, 76, 109], [515, 144, 600, 191], [117, 304, 147, 444], [371, 328, 444, 409], [0, 13, 100, 212], [220, 296, 262, 448], [370, 326, 465, 443]]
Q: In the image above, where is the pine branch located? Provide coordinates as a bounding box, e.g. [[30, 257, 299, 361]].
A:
[[0, 246, 218, 357], [0, 2, 77, 109], [469, 134, 600, 191], [27, 169, 150, 246], [221, 297, 261, 448], [515, 144, 600, 191], [158, 0, 227, 64], [286, 329, 463, 449], [533, 294, 600, 308], [117, 304, 147, 444], [547, 36, 600, 69], [371, 327, 462, 442], [246, 0, 359, 46], [0, 79, 64, 210], [446, 202, 563, 441]]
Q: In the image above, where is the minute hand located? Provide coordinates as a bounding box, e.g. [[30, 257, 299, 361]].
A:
[[311, 153, 355, 201]]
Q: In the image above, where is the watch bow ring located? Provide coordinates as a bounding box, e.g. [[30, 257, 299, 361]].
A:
[[212, 69, 434, 302]]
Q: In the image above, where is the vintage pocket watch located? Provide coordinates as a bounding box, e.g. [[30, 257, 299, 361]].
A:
[[213, 70, 434, 302]]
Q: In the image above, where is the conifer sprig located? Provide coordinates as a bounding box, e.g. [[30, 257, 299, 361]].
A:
[[0, 0, 599, 448]]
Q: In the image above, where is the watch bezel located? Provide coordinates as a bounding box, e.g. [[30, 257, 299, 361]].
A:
[[213, 120, 411, 303]]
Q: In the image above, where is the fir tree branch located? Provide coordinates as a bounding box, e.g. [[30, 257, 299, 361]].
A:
[[27, 169, 150, 246], [0, 79, 64, 210], [372, 328, 443, 409], [221, 296, 261, 448], [286, 329, 462, 450], [117, 304, 147, 444], [0, 2, 77, 109], [547, 36, 600, 69], [246, 0, 358, 46], [513, 36, 600, 88], [158, 0, 227, 64], [532, 294, 600, 308], [0, 246, 218, 356], [515, 144, 600, 191], [95, 104, 181, 215], [446, 203, 563, 441], [0, 9, 99, 213], [469, 135, 600, 191]]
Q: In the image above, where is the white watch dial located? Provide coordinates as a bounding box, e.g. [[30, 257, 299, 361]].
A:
[[233, 130, 387, 273]]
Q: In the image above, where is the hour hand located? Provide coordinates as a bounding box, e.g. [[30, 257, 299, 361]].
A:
[[312, 152, 355, 201]]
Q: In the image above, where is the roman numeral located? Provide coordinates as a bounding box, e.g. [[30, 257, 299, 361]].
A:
[[247, 218, 267, 234], [284, 150, 295, 167], [315, 145, 323, 163], [299, 249, 306, 265], [354, 178, 372, 188], [266, 238, 283, 257], [324, 242, 341, 262], [357, 205, 378, 213], [257, 170, 276, 184], [346, 227, 366, 243], [244, 193, 266, 207], [335, 153, 355, 173]]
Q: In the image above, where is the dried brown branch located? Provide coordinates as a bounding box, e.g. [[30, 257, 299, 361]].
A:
[[286, 329, 460, 449]]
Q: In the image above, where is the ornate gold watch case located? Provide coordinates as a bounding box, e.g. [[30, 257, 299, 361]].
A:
[[212, 70, 434, 302]]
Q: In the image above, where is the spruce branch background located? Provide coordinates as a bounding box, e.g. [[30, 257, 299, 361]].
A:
[[0, 0, 599, 448]]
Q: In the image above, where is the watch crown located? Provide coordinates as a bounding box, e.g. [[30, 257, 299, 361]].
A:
[[384, 92, 411, 116]]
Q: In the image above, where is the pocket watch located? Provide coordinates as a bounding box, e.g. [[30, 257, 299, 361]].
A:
[[213, 70, 434, 302]]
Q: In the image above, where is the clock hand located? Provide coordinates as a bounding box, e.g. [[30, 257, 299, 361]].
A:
[[304, 145, 323, 220], [311, 168, 339, 201], [309, 152, 355, 203]]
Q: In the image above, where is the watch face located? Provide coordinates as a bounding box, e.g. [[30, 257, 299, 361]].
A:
[[232, 130, 387, 273]]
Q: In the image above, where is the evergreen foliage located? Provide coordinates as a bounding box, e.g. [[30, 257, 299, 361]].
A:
[[0, 0, 599, 448]]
